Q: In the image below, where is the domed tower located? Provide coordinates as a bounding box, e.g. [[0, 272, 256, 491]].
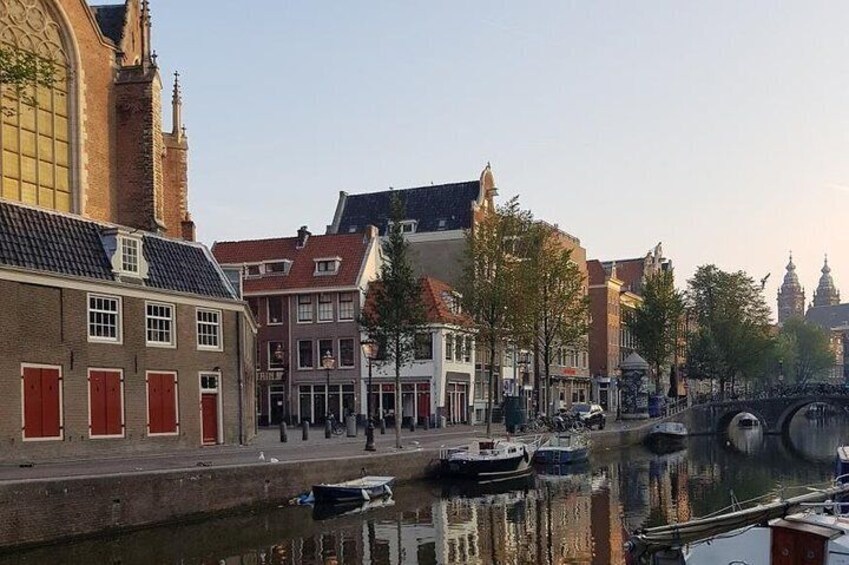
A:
[[778, 253, 806, 323], [813, 255, 841, 308]]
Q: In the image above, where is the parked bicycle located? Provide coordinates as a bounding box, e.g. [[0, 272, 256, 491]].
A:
[[327, 413, 345, 436]]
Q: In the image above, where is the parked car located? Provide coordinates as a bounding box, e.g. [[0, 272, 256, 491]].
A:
[[570, 403, 606, 430]]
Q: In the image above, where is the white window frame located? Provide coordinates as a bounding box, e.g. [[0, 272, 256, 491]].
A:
[[145, 301, 176, 348], [338, 292, 355, 321], [145, 370, 180, 437], [20, 363, 64, 442], [318, 293, 334, 322], [87, 293, 123, 344], [263, 260, 291, 276], [297, 294, 313, 323], [268, 341, 286, 370], [87, 367, 126, 439], [196, 308, 223, 351], [266, 295, 285, 326], [338, 338, 356, 368], [244, 263, 263, 278], [314, 257, 341, 276], [198, 371, 223, 445], [297, 339, 314, 370], [120, 235, 141, 276]]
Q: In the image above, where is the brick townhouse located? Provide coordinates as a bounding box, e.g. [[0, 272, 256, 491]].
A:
[[0, 202, 256, 460], [212, 226, 380, 426], [363, 277, 475, 426]]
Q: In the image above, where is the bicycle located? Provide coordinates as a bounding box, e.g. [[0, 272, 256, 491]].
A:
[[327, 414, 345, 436]]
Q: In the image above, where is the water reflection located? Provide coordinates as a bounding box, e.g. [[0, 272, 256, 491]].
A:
[[2, 421, 847, 565]]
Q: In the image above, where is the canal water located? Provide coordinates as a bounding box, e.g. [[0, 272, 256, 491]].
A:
[[2, 413, 847, 565]]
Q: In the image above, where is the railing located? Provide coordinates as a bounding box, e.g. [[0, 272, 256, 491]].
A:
[[690, 382, 849, 405]]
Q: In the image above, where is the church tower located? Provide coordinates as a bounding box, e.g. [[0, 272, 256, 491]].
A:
[[778, 253, 805, 324], [813, 255, 841, 308]]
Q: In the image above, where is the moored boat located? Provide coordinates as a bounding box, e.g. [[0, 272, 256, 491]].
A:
[[534, 432, 590, 465], [439, 438, 541, 482], [645, 422, 688, 451], [311, 476, 394, 504], [737, 415, 760, 428]]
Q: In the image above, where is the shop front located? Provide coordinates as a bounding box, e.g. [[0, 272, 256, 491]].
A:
[[296, 383, 356, 424], [257, 371, 287, 426], [368, 381, 431, 426]]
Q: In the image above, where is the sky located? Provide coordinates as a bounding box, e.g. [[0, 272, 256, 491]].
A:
[[151, 1, 849, 314]]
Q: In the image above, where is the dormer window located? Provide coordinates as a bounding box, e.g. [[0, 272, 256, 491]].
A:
[[443, 291, 462, 315], [102, 229, 148, 279], [121, 237, 140, 274], [347, 225, 358, 233], [245, 264, 262, 277], [389, 220, 417, 234], [264, 260, 291, 276], [314, 257, 341, 276], [437, 218, 448, 230]]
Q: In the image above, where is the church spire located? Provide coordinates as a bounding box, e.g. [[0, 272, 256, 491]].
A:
[[140, 0, 153, 69], [171, 71, 183, 140], [777, 251, 805, 324], [813, 253, 840, 308]]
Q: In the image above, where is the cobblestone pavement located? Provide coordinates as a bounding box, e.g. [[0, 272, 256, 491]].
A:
[[0, 418, 656, 482]]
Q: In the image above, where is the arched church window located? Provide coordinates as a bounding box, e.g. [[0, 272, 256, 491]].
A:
[[1, 0, 73, 212]]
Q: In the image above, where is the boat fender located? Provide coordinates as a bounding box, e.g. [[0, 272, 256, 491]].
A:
[[361, 489, 369, 501]]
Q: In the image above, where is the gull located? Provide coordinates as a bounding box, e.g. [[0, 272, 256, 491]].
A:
[[258, 451, 265, 461], [269, 457, 279, 463]]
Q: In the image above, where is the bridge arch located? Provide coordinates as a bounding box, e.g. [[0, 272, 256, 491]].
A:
[[715, 407, 769, 435], [775, 397, 849, 436]]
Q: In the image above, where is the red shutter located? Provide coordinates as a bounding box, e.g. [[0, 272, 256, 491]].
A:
[[161, 375, 176, 433], [148, 373, 163, 433], [23, 367, 42, 438], [90, 371, 106, 435], [148, 373, 176, 434], [105, 372, 122, 436], [40, 369, 61, 438]]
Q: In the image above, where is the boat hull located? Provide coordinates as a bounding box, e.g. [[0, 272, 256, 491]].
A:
[[440, 452, 532, 481], [312, 479, 393, 504], [534, 446, 589, 465]]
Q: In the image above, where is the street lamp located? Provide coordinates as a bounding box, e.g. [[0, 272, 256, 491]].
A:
[[322, 350, 336, 438], [361, 338, 378, 452]]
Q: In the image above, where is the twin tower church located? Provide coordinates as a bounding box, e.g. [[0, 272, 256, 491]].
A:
[[777, 254, 844, 324]]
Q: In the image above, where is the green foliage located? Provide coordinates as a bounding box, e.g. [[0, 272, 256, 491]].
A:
[[0, 46, 57, 117], [513, 221, 589, 413], [359, 194, 426, 447], [626, 269, 684, 392], [774, 318, 835, 384], [685, 265, 774, 393], [459, 196, 533, 435]]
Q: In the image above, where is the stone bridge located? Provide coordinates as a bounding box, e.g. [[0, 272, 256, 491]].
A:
[[682, 394, 849, 435]]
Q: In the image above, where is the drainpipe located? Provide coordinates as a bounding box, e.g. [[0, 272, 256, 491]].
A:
[[236, 314, 244, 445]]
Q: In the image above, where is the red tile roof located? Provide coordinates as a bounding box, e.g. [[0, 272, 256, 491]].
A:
[[363, 276, 473, 327], [211, 231, 374, 293]]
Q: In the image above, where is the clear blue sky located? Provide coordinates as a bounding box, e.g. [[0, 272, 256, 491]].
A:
[[153, 1, 849, 313]]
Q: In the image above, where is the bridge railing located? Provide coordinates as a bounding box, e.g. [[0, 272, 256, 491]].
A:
[[690, 382, 849, 404]]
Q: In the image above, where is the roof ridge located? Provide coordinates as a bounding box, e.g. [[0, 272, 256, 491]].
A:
[[213, 231, 362, 247], [346, 180, 478, 198]]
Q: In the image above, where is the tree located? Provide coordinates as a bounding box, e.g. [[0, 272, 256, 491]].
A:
[[626, 270, 684, 394], [459, 197, 533, 437], [775, 318, 835, 384], [685, 265, 774, 395], [1, 46, 57, 117], [514, 222, 589, 415], [360, 194, 427, 449]]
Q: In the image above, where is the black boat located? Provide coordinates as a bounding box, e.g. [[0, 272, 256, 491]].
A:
[[311, 476, 394, 504], [439, 438, 540, 482]]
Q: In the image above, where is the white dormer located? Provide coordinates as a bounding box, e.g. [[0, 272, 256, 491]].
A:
[[442, 290, 462, 315], [388, 219, 417, 234], [244, 263, 262, 278], [314, 256, 342, 276], [101, 228, 149, 279], [264, 260, 292, 276]]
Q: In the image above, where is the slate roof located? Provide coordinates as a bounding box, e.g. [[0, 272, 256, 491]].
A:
[[0, 201, 237, 300], [335, 181, 480, 235], [211, 231, 373, 293], [89, 4, 127, 46], [806, 304, 849, 330]]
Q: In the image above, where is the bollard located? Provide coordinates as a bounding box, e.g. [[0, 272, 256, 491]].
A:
[[365, 419, 376, 452], [380, 418, 386, 434], [424, 416, 430, 431], [346, 415, 357, 438], [325, 419, 332, 439], [280, 421, 288, 443], [409, 418, 416, 432], [302, 420, 309, 441]]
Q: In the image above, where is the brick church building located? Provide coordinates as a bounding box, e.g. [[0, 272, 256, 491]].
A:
[[0, 0, 256, 460]]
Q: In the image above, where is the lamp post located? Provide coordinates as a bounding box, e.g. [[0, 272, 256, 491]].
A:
[[322, 350, 335, 438], [361, 338, 378, 451]]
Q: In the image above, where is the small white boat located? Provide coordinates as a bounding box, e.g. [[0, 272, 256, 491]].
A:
[[645, 422, 688, 450], [534, 432, 590, 465], [439, 438, 542, 482], [626, 446, 849, 564], [311, 476, 394, 504], [737, 415, 760, 428]]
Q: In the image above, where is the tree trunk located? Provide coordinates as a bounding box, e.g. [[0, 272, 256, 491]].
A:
[[487, 336, 496, 438], [395, 337, 402, 449]]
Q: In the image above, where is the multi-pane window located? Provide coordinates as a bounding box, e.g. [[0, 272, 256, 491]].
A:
[[318, 293, 333, 321], [446, 334, 454, 361], [267, 296, 284, 325], [455, 333, 463, 360], [268, 341, 285, 370], [121, 237, 140, 275], [339, 338, 355, 367], [319, 339, 334, 364], [464, 336, 473, 362], [196, 308, 222, 350], [298, 340, 314, 369], [0, 7, 73, 213], [146, 302, 174, 347], [415, 333, 433, 360], [245, 264, 261, 277], [315, 259, 340, 274], [338, 293, 355, 320], [298, 295, 313, 322], [88, 294, 121, 343], [265, 261, 290, 275]]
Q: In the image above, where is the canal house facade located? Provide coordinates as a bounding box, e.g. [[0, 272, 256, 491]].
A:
[[0, 202, 256, 461], [212, 226, 380, 425]]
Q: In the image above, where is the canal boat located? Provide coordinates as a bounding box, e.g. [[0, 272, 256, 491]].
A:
[[645, 422, 687, 451], [312, 495, 395, 521], [625, 446, 849, 564], [737, 414, 760, 428], [439, 438, 541, 482], [311, 476, 394, 504], [533, 431, 589, 465]]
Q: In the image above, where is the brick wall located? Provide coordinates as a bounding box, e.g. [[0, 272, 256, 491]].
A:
[[0, 279, 251, 461]]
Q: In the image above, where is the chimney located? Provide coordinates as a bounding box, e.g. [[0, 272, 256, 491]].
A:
[[364, 224, 378, 242], [296, 226, 311, 249]]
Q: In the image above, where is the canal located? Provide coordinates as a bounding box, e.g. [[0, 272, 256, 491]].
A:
[[2, 413, 846, 565]]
